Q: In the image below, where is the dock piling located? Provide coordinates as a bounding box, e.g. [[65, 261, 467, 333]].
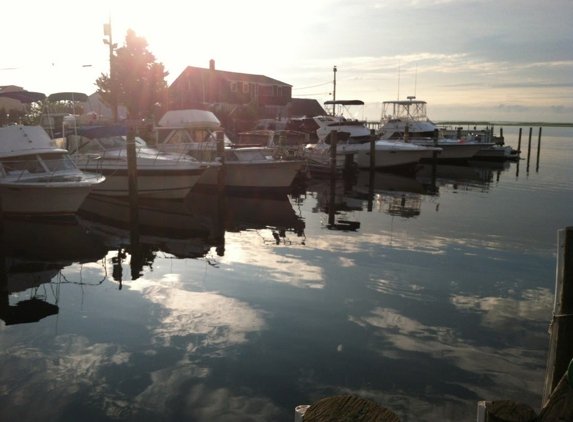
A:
[[536, 127, 542, 171]]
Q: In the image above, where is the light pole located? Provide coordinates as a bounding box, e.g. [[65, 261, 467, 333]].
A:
[[103, 15, 118, 122]]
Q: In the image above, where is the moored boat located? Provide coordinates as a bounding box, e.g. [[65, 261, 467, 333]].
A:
[[64, 126, 205, 199], [377, 97, 491, 161], [0, 125, 105, 216], [154, 109, 305, 195]]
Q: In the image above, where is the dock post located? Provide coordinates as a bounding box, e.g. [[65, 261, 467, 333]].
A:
[[216, 131, 226, 193], [536, 127, 542, 171], [301, 395, 400, 422], [329, 130, 337, 227], [126, 125, 140, 248], [543, 227, 573, 402], [526, 127, 532, 171], [370, 129, 376, 168], [517, 128, 523, 155], [368, 129, 376, 212], [404, 125, 409, 142]]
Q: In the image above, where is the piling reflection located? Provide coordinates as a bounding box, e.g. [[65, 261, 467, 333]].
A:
[[0, 216, 108, 325]]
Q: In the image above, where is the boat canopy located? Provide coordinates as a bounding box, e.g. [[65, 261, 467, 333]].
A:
[[0, 91, 46, 103], [158, 109, 221, 130], [73, 126, 128, 139], [324, 100, 364, 106], [48, 92, 89, 103]]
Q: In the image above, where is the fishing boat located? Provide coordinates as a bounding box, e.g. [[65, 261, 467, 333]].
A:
[[0, 124, 105, 216], [377, 97, 489, 161], [308, 100, 439, 170], [64, 125, 205, 199], [154, 109, 305, 195]]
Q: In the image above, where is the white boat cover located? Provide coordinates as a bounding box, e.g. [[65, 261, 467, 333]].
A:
[[158, 109, 220, 129]]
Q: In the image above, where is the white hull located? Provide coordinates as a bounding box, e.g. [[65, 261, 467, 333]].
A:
[[0, 182, 96, 216], [77, 164, 204, 199], [414, 141, 484, 160], [341, 141, 430, 169], [195, 160, 304, 192], [0, 125, 106, 216]]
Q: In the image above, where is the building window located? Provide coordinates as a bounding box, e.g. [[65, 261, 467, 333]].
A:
[[243, 83, 249, 93], [231, 82, 237, 92]]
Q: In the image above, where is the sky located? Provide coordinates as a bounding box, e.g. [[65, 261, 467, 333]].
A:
[[2, 0, 571, 123]]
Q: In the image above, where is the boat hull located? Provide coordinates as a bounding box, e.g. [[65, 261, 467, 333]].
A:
[[76, 166, 204, 199], [414, 142, 484, 161], [0, 182, 97, 216], [340, 143, 428, 169], [193, 160, 304, 194]]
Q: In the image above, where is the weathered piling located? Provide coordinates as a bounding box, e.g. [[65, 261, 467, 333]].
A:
[[216, 131, 226, 193], [368, 129, 376, 212], [299, 395, 400, 422], [526, 127, 533, 169], [329, 130, 337, 227], [517, 128, 523, 155], [536, 127, 542, 171], [543, 227, 573, 400], [477, 400, 536, 422], [126, 126, 140, 248]]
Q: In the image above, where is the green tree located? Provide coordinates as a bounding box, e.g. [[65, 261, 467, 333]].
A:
[[96, 29, 168, 121]]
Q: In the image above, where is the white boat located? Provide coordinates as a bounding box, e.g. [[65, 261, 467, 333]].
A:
[[314, 102, 373, 142], [154, 109, 306, 194], [64, 126, 205, 199], [309, 100, 439, 170], [0, 125, 105, 216], [377, 97, 489, 161]]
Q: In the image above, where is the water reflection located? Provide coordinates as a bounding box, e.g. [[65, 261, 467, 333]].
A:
[[0, 216, 108, 325]]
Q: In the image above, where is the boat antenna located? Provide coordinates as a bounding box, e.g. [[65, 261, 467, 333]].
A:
[[414, 63, 417, 97], [397, 61, 400, 101], [332, 65, 337, 115]]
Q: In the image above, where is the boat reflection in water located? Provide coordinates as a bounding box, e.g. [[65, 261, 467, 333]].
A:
[[184, 191, 306, 246], [0, 216, 108, 325], [308, 159, 511, 221]]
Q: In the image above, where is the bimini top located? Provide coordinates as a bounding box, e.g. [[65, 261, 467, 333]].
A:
[[157, 109, 221, 130], [47, 92, 89, 103], [0, 90, 46, 103], [324, 100, 364, 106]]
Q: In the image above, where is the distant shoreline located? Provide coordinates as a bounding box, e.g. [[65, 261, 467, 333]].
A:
[[434, 121, 573, 128]]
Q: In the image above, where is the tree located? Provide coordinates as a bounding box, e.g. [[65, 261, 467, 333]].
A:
[[96, 29, 168, 121]]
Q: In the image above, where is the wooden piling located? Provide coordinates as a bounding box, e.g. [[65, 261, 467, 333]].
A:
[[216, 131, 226, 193], [404, 125, 409, 142], [517, 128, 522, 155], [536, 127, 542, 170], [302, 395, 400, 422], [370, 129, 376, 169], [482, 400, 536, 422], [329, 130, 337, 227], [126, 126, 140, 246], [543, 227, 573, 401], [526, 127, 532, 169]]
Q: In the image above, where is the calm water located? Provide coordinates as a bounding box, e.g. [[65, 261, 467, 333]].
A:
[[1, 126, 572, 422]]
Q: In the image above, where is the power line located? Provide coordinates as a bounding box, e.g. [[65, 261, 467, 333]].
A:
[[292, 81, 332, 90]]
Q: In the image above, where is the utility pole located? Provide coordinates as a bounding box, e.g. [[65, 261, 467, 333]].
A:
[[103, 14, 118, 122]]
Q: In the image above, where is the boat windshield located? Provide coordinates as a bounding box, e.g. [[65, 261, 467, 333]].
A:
[[68, 135, 127, 153], [0, 152, 76, 176]]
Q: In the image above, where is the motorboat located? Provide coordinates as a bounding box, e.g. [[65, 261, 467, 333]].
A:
[[307, 126, 437, 171], [0, 125, 105, 216], [307, 100, 439, 170], [64, 126, 206, 199], [154, 109, 306, 195], [377, 97, 489, 161]]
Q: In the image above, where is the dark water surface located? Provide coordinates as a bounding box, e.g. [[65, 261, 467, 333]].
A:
[[1, 126, 572, 422]]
